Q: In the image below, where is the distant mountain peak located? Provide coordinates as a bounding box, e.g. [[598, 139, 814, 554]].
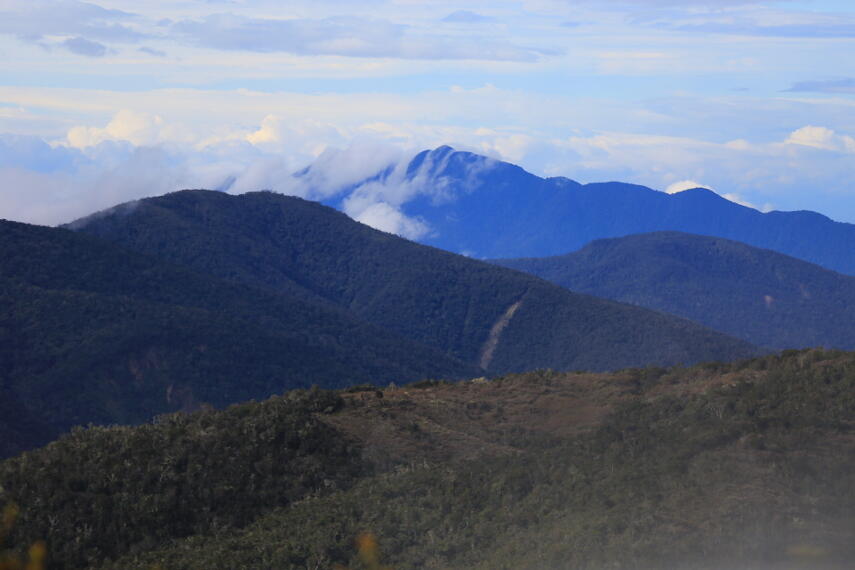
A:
[[671, 186, 727, 200], [432, 144, 456, 155], [545, 176, 582, 188], [405, 145, 494, 180], [298, 147, 855, 274]]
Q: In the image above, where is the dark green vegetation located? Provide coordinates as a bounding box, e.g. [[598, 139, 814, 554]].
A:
[[70, 189, 755, 375], [0, 219, 475, 457], [1, 349, 853, 569], [495, 231, 855, 350], [0, 389, 361, 569], [362, 146, 855, 274]]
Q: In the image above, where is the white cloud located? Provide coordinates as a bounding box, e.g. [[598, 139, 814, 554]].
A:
[[292, 141, 407, 196], [349, 201, 430, 240], [66, 110, 182, 148], [720, 192, 764, 210], [4, 90, 855, 229], [243, 114, 347, 153], [665, 179, 708, 194], [785, 125, 855, 153]]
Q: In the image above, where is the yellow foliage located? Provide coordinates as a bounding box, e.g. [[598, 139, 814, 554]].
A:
[[0, 503, 46, 570], [1, 504, 18, 537], [333, 532, 393, 570]]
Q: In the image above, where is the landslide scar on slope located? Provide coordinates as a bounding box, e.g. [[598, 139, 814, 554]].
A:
[[479, 298, 524, 370]]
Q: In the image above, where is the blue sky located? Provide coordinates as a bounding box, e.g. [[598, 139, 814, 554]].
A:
[[2, 0, 855, 228]]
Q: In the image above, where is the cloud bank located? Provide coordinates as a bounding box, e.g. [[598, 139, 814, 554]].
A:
[[4, 108, 855, 234], [2, 1, 855, 228]]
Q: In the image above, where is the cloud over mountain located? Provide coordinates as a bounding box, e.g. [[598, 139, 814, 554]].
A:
[[3, 105, 855, 229]]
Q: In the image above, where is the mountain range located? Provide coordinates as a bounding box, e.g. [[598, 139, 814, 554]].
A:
[[495, 231, 855, 350], [0, 190, 756, 457], [69, 190, 752, 375], [3, 146, 855, 568], [323, 146, 855, 275]]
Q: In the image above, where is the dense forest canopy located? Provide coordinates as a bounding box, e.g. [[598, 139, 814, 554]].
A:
[[0, 218, 475, 457], [70, 189, 757, 373]]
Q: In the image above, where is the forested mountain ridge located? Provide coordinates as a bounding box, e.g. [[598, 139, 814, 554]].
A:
[[333, 145, 855, 274], [2, 349, 853, 569], [494, 231, 855, 350], [69, 189, 757, 375], [0, 219, 476, 458]]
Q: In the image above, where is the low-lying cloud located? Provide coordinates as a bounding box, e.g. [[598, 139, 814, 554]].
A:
[[4, 109, 855, 233]]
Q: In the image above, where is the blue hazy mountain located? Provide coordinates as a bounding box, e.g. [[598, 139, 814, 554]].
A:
[[495, 231, 855, 350], [322, 146, 855, 275]]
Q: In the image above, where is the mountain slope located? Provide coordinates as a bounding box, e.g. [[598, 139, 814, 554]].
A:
[[3, 349, 853, 569], [70, 190, 757, 375], [0, 219, 476, 457], [334, 146, 855, 274], [495, 231, 855, 350]]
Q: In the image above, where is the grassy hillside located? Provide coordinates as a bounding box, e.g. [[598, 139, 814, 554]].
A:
[[70, 190, 757, 373], [2, 349, 853, 569], [0, 219, 476, 457], [495, 231, 855, 350]]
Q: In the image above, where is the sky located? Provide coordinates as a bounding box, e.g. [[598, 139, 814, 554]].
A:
[[3, 0, 855, 227]]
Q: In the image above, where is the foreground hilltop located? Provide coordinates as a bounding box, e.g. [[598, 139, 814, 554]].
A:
[[2, 349, 853, 569]]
